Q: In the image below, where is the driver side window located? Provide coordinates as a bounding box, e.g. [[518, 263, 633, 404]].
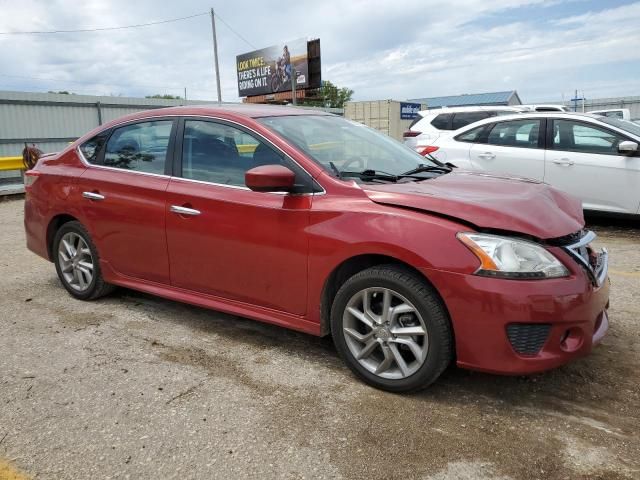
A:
[[180, 120, 317, 192], [552, 120, 626, 155]]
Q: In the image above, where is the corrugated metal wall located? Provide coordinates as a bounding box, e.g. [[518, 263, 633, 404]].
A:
[[0, 90, 345, 158], [0, 90, 223, 157]]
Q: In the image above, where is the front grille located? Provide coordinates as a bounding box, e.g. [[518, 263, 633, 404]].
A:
[[506, 323, 551, 355]]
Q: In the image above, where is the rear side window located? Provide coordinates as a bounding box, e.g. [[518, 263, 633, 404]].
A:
[[451, 112, 490, 130], [104, 121, 173, 174], [430, 114, 452, 130], [486, 119, 541, 148], [456, 125, 488, 143], [79, 131, 109, 164]]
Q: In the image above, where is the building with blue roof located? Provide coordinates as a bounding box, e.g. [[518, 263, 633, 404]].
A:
[[408, 90, 522, 109]]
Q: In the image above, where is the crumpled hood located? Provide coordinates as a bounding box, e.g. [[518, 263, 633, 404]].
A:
[[363, 171, 584, 239]]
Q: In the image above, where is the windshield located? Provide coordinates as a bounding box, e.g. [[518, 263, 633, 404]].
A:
[[257, 115, 440, 178], [598, 117, 640, 137]]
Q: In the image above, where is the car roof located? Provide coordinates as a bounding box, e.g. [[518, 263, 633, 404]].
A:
[[100, 104, 331, 129], [452, 111, 640, 137], [419, 105, 521, 115]]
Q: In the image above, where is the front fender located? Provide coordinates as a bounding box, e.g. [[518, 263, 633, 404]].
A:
[[304, 199, 480, 324]]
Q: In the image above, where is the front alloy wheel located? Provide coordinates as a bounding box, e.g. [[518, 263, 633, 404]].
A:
[[343, 288, 428, 379], [331, 265, 453, 392]]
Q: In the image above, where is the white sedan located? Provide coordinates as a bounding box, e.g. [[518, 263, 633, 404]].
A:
[[429, 112, 640, 215]]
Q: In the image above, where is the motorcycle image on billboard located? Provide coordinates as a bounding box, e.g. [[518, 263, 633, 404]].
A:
[[236, 38, 309, 97]]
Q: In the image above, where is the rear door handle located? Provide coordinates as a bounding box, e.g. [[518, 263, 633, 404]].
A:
[[82, 191, 105, 201], [170, 205, 201, 216], [477, 152, 495, 159], [553, 158, 574, 166]]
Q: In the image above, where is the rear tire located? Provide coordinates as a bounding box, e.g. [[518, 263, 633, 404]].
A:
[[53, 221, 115, 300], [331, 264, 453, 392]]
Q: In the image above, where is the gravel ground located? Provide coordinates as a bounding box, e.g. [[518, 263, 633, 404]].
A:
[[1, 196, 639, 480]]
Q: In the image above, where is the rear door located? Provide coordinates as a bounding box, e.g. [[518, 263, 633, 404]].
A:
[[468, 118, 545, 180], [544, 119, 640, 214], [76, 119, 176, 283]]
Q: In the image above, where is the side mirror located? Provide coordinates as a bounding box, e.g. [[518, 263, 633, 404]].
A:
[[245, 165, 296, 192], [618, 140, 638, 155]]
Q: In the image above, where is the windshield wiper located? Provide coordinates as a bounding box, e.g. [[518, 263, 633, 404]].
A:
[[329, 161, 342, 178], [401, 164, 452, 176], [339, 169, 399, 182]]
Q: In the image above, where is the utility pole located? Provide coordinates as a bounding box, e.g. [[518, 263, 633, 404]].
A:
[[570, 89, 585, 112], [210, 8, 222, 104]]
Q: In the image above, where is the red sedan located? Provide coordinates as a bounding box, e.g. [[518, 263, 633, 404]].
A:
[[23, 105, 610, 392]]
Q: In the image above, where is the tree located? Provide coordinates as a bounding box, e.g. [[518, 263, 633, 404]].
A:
[[145, 94, 182, 100], [303, 80, 353, 108]]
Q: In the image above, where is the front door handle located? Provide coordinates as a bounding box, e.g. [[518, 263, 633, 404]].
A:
[[553, 158, 575, 166], [477, 152, 496, 159], [82, 191, 105, 201], [170, 205, 201, 216]]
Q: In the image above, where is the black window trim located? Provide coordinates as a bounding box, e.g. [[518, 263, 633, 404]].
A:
[[174, 116, 322, 195], [430, 113, 453, 130], [450, 111, 492, 131], [77, 117, 179, 178], [546, 117, 636, 156]]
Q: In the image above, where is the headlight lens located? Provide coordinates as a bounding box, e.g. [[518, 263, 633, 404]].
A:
[[457, 232, 569, 279]]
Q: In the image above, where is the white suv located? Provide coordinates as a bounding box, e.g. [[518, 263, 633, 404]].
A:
[[403, 106, 524, 155]]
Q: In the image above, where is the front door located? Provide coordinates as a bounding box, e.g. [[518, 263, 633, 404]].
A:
[[76, 119, 175, 283], [544, 119, 640, 214], [165, 118, 315, 315]]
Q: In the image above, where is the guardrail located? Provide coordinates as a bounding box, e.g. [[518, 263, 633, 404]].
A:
[[0, 156, 25, 196], [0, 156, 24, 172]]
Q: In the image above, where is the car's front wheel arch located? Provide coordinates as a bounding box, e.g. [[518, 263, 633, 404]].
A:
[[320, 254, 453, 339]]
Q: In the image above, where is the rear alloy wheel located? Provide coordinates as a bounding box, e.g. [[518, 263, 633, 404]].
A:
[[58, 232, 94, 292], [331, 265, 453, 392], [53, 221, 115, 300]]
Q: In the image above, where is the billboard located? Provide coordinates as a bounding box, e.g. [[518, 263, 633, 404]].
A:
[[236, 38, 310, 97], [400, 102, 422, 120]]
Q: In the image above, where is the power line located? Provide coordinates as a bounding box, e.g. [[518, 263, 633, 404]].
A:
[[214, 12, 257, 50], [0, 12, 208, 35]]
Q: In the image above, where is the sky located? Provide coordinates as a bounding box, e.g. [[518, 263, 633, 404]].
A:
[[0, 0, 639, 103]]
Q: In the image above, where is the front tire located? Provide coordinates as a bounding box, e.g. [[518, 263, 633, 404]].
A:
[[53, 221, 115, 300], [331, 265, 453, 392]]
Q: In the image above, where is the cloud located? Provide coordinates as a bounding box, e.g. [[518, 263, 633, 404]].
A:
[[0, 0, 638, 103]]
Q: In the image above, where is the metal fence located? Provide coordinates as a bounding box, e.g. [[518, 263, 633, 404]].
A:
[[551, 95, 640, 119]]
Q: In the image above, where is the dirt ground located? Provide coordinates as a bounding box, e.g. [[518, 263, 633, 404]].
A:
[[0, 196, 639, 480]]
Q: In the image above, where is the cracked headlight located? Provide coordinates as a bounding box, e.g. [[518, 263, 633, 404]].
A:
[[457, 232, 569, 279]]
